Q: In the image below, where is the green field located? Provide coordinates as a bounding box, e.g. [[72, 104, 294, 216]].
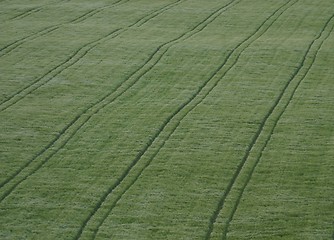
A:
[[1, 0, 333, 239]]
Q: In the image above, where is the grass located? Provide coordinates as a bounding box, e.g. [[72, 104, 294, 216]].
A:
[[0, 0, 333, 239]]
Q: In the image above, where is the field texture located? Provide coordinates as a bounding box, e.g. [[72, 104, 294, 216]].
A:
[[1, 0, 334, 239]]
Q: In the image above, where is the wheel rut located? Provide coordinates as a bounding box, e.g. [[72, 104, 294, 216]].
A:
[[71, 0, 301, 239], [219, 12, 334, 240], [0, 0, 187, 197]]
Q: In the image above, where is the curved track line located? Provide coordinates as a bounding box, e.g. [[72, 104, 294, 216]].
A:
[[0, 28, 123, 112], [8, 0, 69, 21], [0, 0, 184, 111], [11, 0, 242, 238], [204, 1, 308, 238], [0, 0, 188, 195], [0, 25, 58, 57], [0, 0, 241, 233], [98, 1, 300, 238], [73, 0, 300, 238], [69, 0, 127, 24], [221, 13, 334, 239], [133, 0, 183, 28], [0, 0, 125, 58], [0, 0, 193, 199], [0, 0, 179, 59], [0, 0, 187, 190], [10, 7, 42, 21]]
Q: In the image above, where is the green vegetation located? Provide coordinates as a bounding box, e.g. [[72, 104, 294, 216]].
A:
[[0, 0, 333, 239]]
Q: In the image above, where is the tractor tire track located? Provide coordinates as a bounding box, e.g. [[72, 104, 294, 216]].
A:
[[10, 7, 42, 21], [0, 0, 183, 112], [71, 0, 244, 238], [111, 0, 184, 30], [0, 0, 125, 58], [1, 0, 245, 236], [0, 28, 124, 112], [220, 13, 334, 240], [0, 25, 59, 57], [132, 0, 183, 28], [72, 0, 301, 239], [204, 1, 309, 239], [69, 0, 127, 24], [0, 0, 186, 189], [0, 0, 196, 200], [8, 0, 70, 21]]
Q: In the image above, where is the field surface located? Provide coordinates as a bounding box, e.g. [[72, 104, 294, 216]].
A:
[[0, 0, 333, 239]]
